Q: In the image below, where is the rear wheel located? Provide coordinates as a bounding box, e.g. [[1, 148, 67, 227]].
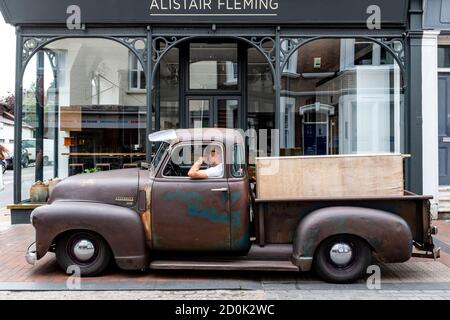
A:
[[313, 235, 372, 284], [55, 231, 112, 276]]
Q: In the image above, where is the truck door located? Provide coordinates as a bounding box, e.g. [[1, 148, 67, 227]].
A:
[[151, 142, 231, 252]]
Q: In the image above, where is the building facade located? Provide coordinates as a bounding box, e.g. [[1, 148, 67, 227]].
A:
[[0, 0, 425, 208], [0, 103, 15, 149], [423, 0, 450, 216]]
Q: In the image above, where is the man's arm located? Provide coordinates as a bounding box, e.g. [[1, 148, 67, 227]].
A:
[[188, 157, 208, 179]]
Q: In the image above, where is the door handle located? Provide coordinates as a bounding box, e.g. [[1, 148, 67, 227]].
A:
[[443, 137, 450, 143], [211, 188, 228, 192]]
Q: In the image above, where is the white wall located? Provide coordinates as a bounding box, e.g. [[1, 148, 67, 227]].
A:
[[422, 30, 440, 218], [0, 119, 14, 144]]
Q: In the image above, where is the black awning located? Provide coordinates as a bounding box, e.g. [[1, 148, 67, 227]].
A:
[[0, 0, 409, 26]]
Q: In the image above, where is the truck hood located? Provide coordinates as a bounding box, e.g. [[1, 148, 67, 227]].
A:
[[49, 168, 140, 208]]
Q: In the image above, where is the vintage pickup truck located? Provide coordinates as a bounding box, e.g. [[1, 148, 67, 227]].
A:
[[26, 128, 439, 283]]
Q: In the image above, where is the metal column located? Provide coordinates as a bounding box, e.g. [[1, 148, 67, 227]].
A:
[[13, 27, 23, 203], [274, 26, 281, 157], [406, 0, 424, 194], [35, 51, 45, 182], [146, 26, 153, 163]]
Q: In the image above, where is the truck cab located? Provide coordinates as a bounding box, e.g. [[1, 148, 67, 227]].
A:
[[147, 129, 250, 254]]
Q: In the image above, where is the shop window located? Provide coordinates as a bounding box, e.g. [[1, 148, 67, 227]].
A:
[[439, 46, 450, 68], [354, 41, 375, 66], [158, 47, 180, 130], [189, 43, 238, 90], [247, 47, 275, 161], [129, 53, 146, 91], [280, 97, 296, 151], [282, 40, 299, 76], [225, 62, 238, 86], [20, 38, 147, 201], [231, 144, 245, 178], [281, 38, 404, 157]]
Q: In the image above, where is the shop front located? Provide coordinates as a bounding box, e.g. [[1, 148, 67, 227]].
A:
[[0, 0, 424, 205]]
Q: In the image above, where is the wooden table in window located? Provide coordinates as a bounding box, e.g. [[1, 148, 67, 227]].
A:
[[62, 153, 146, 170]]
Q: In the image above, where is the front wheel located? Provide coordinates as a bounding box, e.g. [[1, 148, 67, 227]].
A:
[[55, 231, 112, 276], [313, 235, 372, 284]]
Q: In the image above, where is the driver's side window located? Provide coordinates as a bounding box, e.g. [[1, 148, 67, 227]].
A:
[[162, 143, 223, 178]]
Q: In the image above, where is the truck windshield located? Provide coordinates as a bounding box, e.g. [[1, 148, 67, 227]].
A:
[[150, 142, 169, 176]]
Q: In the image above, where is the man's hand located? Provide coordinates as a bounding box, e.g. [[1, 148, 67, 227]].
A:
[[188, 157, 208, 179]]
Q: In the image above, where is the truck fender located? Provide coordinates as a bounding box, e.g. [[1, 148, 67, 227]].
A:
[[31, 201, 148, 270], [291, 206, 413, 271]]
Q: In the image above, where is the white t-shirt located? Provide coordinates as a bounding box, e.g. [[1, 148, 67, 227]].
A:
[[204, 163, 224, 178]]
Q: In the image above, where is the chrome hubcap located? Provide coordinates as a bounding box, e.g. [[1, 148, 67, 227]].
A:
[[329, 243, 353, 266], [73, 239, 95, 262]]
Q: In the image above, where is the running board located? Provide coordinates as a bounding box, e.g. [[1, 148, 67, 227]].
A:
[[149, 259, 299, 272]]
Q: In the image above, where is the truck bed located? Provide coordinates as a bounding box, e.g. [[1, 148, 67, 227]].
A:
[[254, 191, 434, 252]]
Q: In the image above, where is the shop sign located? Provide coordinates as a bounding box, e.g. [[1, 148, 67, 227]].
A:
[[0, 0, 408, 25]]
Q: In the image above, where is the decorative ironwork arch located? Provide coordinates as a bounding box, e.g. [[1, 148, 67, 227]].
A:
[[20, 35, 147, 79], [149, 35, 277, 85], [279, 36, 406, 84]]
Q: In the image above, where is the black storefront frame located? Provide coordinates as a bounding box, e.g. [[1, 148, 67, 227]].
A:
[[12, 22, 421, 203], [177, 39, 247, 130]]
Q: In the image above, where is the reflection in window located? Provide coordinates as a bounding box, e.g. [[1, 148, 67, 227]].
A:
[[439, 46, 450, 68], [282, 40, 299, 75], [354, 41, 375, 66], [247, 47, 276, 160], [158, 46, 179, 130], [231, 144, 245, 178], [129, 54, 146, 90], [20, 38, 147, 201], [281, 38, 404, 157], [189, 43, 238, 90], [188, 100, 210, 129]]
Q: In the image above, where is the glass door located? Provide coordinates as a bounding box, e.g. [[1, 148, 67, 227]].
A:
[[186, 96, 241, 129], [187, 97, 212, 128], [214, 97, 240, 129]]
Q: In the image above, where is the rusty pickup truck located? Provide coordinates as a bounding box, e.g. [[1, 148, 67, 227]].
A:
[[26, 128, 439, 283]]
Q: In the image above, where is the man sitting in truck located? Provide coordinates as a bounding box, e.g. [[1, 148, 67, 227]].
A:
[[188, 146, 223, 179]]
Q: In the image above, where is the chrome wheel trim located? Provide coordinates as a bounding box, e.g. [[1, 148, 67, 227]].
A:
[[72, 239, 95, 262], [329, 243, 353, 266]]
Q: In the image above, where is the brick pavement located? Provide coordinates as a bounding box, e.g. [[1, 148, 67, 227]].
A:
[[0, 221, 449, 292], [0, 207, 10, 232]]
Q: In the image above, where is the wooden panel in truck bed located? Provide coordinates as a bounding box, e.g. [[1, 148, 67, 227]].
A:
[[256, 154, 404, 199]]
